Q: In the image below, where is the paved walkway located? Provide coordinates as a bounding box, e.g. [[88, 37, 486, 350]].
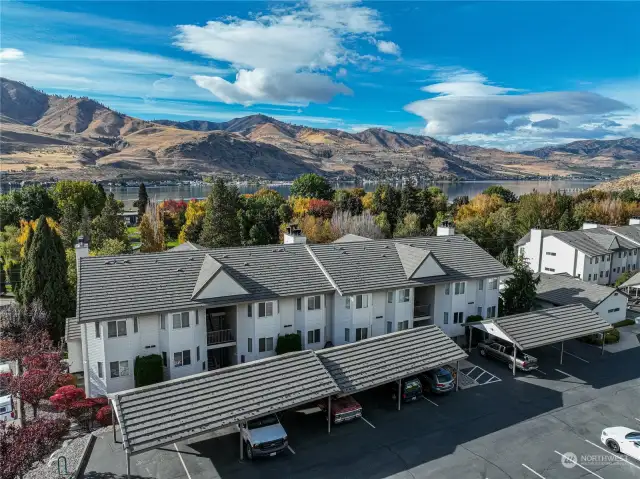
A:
[[605, 324, 640, 353]]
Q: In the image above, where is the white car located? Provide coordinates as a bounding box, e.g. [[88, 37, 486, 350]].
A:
[[601, 427, 640, 459]]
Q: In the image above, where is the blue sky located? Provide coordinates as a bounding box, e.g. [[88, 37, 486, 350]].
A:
[[1, 1, 638, 150]]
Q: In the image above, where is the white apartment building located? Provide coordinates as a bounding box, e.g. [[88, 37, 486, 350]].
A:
[[516, 218, 640, 286], [68, 229, 509, 398]]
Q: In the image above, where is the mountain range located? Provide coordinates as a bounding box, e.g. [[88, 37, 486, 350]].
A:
[[1, 78, 639, 182]]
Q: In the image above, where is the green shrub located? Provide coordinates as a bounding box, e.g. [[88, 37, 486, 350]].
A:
[[134, 354, 164, 387], [579, 328, 620, 345], [275, 334, 302, 355], [465, 315, 483, 323], [612, 319, 635, 328]]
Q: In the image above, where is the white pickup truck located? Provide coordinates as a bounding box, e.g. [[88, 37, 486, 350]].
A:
[[241, 414, 289, 460]]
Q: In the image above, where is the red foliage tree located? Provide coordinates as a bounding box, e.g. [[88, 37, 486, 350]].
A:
[[307, 199, 335, 219], [96, 405, 113, 426], [50, 386, 109, 431], [50, 385, 85, 412], [0, 418, 69, 479]]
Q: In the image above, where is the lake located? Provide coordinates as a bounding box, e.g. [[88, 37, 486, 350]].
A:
[[109, 179, 599, 209]]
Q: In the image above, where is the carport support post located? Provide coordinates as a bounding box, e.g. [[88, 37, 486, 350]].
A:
[[125, 450, 131, 479], [601, 332, 606, 355], [512, 346, 517, 376], [455, 360, 460, 391], [560, 341, 564, 365], [239, 423, 244, 461], [327, 396, 332, 434], [111, 400, 116, 443], [469, 326, 473, 352], [397, 380, 402, 411]]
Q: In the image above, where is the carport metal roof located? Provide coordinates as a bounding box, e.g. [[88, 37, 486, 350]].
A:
[[316, 325, 468, 394], [110, 350, 340, 455], [470, 304, 612, 350]]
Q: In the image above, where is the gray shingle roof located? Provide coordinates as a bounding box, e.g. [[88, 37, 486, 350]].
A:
[[395, 243, 429, 279], [334, 234, 373, 243], [77, 243, 334, 322], [516, 229, 560, 247], [493, 304, 612, 350], [535, 273, 622, 310], [606, 225, 640, 248], [167, 241, 202, 252], [316, 326, 467, 394], [621, 272, 640, 289], [551, 230, 612, 256], [308, 235, 510, 295], [110, 350, 340, 454], [65, 317, 81, 342]]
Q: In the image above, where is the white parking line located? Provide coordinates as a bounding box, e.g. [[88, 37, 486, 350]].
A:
[[522, 463, 546, 478], [422, 395, 439, 407], [287, 445, 296, 455], [635, 418, 640, 423], [475, 371, 488, 382], [534, 369, 547, 376], [174, 443, 193, 479], [549, 345, 590, 363], [585, 439, 640, 472], [361, 416, 376, 429], [554, 451, 604, 478]]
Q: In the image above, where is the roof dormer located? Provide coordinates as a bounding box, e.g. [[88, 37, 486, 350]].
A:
[[394, 242, 445, 279], [191, 254, 248, 300]]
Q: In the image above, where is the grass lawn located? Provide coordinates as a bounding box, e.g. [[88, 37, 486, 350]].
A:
[[166, 239, 179, 248]]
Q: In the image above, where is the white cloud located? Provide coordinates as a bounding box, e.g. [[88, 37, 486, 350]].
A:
[[176, 0, 397, 105], [0, 48, 24, 61], [192, 69, 352, 106], [376, 40, 400, 56]]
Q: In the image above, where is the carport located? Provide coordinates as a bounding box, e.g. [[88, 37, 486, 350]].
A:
[[316, 325, 468, 411], [469, 304, 613, 376], [109, 350, 340, 478]]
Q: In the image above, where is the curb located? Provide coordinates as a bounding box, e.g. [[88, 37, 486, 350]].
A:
[[73, 434, 96, 478]]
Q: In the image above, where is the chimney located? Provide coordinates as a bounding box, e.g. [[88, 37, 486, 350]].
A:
[[582, 221, 599, 230], [630, 217, 640, 226], [283, 223, 307, 244], [436, 221, 455, 236], [75, 236, 89, 271]]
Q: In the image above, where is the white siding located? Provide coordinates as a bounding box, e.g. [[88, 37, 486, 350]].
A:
[[593, 292, 628, 324], [540, 237, 577, 276], [86, 321, 106, 397]]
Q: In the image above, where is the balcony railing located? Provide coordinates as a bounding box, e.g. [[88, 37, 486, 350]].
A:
[[413, 304, 432, 318], [207, 329, 235, 346]]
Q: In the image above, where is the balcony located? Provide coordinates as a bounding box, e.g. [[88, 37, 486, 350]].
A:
[[207, 329, 235, 346], [413, 304, 432, 319]]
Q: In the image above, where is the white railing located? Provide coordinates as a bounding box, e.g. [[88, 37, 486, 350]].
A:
[[207, 329, 234, 346]]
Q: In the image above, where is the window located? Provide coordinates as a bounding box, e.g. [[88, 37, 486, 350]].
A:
[[387, 291, 394, 303], [601, 255, 605, 261], [344, 328, 350, 342], [307, 329, 321, 344], [258, 337, 274, 352], [307, 295, 321, 310], [247, 304, 252, 317], [196, 346, 200, 362], [606, 271, 609, 277], [107, 320, 127, 338], [355, 327, 368, 341], [443, 312, 449, 324], [477, 306, 482, 316], [173, 350, 191, 367], [162, 352, 167, 367], [454, 282, 466, 295], [345, 296, 350, 309], [133, 317, 138, 333], [248, 338, 253, 353], [588, 274, 592, 281], [110, 360, 129, 378], [444, 283, 450, 295], [590, 258, 594, 264], [296, 297, 302, 311], [160, 316, 166, 330], [545, 252, 557, 256], [544, 267, 555, 272], [595, 257, 599, 264], [488, 278, 498, 290], [172, 312, 189, 329], [386, 321, 393, 334], [397, 320, 409, 331], [487, 306, 497, 318], [607, 255, 611, 261], [97, 362, 103, 379], [608, 307, 620, 313], [398, 289, 410, 303], [195, 312, 199, 325], [622, 266, 626, 273], [453, 312, 464, 324], [478, 279, 483, 290], [618, 252, 622, 258], [258, 302, 274, 317], [95, 322, 101, 338], [356, 294, 368, 309], [600, 271, 603, 278]]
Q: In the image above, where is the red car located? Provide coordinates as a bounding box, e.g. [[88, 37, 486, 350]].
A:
[[318, 395, 362, 424]]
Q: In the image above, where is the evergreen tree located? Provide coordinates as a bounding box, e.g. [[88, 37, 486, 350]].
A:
[[397, 183, 419, 224], [96, 183, 107, 203], [290, 173, 334, 200], [393, 213, 422, 238], [198, 179, 241, 248], [79, 206, 91, 243], [59, 203, 80, 249], [17, 226, 34, 303], [18, 216, 71, 341], [90, 194, 130, 252], [501, 254, 540, 316], [134, 183, 149, 223]]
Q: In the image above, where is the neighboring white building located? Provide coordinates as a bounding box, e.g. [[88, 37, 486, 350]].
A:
[[71, 229, 509, 397], [534, 272, 628, 324], [516, 219, 640, 286]]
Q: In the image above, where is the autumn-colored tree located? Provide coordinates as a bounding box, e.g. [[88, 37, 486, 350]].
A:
[[0, 417, 70, 479], [307, 199, 335, 219], [291, 197, 312, 217], [299, 216, 338, 243], [362, 192, 374, 211], [139, 200, 165, 253], [178, 200, 206, 244], [393, 213, 423, 238], [159, 199, 188, 240], [455, 194, 506, 223]]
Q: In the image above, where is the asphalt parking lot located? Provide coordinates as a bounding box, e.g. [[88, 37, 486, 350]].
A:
[[83, 339, 640, 479]]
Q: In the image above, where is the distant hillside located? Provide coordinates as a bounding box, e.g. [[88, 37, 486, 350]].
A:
[[593, 172, 640, 193], [2, 77, 639, 182]]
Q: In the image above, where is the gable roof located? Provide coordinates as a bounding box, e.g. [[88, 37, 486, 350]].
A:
[[605, 225, 640, 248], [535, 272, 624, 310], [308, 235, 510, 295], [516, 229, 560, 247], [551, 230, 613, 256], [583, 230, 620, 251], [621, 272, 640, 289], [168, 241, 202, 252]]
